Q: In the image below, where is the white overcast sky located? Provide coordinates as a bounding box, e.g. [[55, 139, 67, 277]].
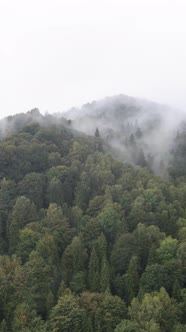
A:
[[0, 0, 186, 118]]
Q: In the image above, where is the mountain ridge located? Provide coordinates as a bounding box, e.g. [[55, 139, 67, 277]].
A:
[[63, 94, 186, 175], [0, 94, 186, 175]]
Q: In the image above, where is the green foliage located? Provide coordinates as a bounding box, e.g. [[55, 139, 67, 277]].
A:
[[18, 173, 47, 209], [49, 291, 85, 332], [88, 247, 100, 292], [25, 245, 56, 316], [0, 178, 17, 253], [98, 206, 122, 241], [170, 131, 186, 178], [129, 288, 179, 332], [114, 319, 143, 332], [123, 256, 139, 303], [62, 236, 87, 290], [9, 196, 37, 254], [16, 228, 39, 263], [0, 255, 29, 325], [100, 256, 110, 293], [44, 203, 74, 255], [13, 302, 46, 332], [0, 118, 184, 329], [139, 264, 165, 295], [157, 236, 178, 263], [111, 233, 137, 275], [95, 294, 127, 332], [47, 177, 63, 206]]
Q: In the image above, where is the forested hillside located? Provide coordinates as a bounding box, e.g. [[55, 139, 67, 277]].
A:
[[64, 95, 186, 175], [0, 107, 186, 331]]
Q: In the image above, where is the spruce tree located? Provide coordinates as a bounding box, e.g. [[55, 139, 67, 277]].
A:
[[124, 256, 139, 304], [96, 233, 107, 266], [95, 128, 100, 138], [100, 256, 110, 293], [94, 128, 103, 151], [88, 247, 100, 292]]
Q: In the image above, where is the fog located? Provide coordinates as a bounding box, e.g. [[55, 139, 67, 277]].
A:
[[0, 93, 186, 175], [0, 0, 186, 118], [63, 94, 186, 174], [0, 0, 186, 174]]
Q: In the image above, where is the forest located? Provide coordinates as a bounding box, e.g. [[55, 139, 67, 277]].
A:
[[0, 105, 185, 331]]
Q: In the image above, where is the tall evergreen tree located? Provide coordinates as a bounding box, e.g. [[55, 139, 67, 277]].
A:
[[94, 128, 103, 151], [9, 196, 37, 254], [100, 256, 110, 293], [88, 247, 100, 292], [124, 256, 139, 304]]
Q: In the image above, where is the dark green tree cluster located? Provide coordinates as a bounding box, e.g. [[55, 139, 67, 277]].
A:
[[0, 118, 185, 331]]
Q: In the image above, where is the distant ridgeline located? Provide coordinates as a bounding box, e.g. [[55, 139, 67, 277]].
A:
[[0, 108, 70, 139], [0, 99, 185, 330], [0, 95, 186, 178]]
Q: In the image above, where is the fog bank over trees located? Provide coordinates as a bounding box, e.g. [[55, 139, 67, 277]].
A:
[[0, 94, 186, 177], [64, 94, 186, 175]]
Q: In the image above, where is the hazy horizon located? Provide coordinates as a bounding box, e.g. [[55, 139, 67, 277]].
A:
[[1, 0, 186, 118]]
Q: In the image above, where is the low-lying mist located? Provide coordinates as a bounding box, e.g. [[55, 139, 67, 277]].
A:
[[63, 95, 186, 175], [0, 94, 186, 176]]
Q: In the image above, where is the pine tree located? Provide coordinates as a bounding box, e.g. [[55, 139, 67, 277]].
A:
[[95, 128, 100, 138], [88, 247, 100, 292], [49, 292, 84, 332], [9, 196, 37, 254], [147, 245, 157, 265], [172, 278, 182, 301], [137, 148, 147, 167], [129, 133, 135, 145], [94, 128, 103, 151], [100, 256, 110, 293], [96, 233, 107, 266], [124, 256, 139, 304]]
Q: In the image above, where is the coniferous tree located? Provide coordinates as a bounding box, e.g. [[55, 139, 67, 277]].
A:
[[124, 256, 139, 304], [49, 291, 85, 332], [96, 233, 107, 265], [95, 128, 100, 138], [88, 247, 100, 292], [94, 128, 103, 151], [9, 196, 37, 254], [137, 148, 147, 167], [100, 256, 110, 293]]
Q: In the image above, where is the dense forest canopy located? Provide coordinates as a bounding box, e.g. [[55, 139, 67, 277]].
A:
[[0, 96, 186, 331]]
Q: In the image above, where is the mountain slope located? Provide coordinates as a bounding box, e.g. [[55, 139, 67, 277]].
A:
[[0, 106, 185, 330], [64, 94, 186, 174]]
